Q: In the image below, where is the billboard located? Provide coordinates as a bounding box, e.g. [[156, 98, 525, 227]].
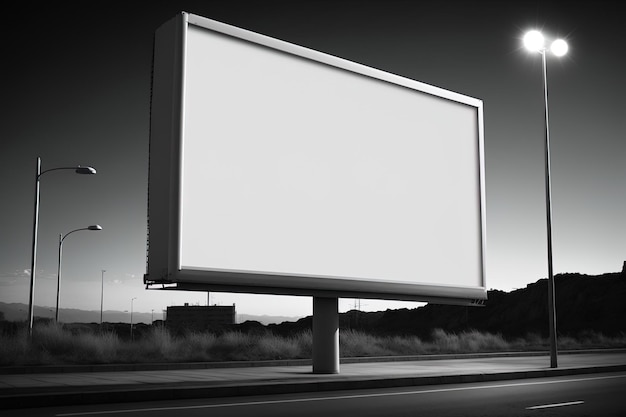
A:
[[145, 12, 487, 306]]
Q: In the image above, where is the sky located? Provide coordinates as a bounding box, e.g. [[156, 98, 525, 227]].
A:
[[1, 0, 624, 321]]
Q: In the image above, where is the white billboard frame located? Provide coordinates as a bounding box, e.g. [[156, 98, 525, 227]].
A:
[[145, 12, 487, 306]]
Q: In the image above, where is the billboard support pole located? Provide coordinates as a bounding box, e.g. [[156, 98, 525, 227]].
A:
[[312, 297, 339, 374]]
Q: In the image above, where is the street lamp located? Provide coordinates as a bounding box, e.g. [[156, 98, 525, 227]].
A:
[[130, 297, 137, 341], [28, 156, 97, 336], [523, 30, 568, 368], [100, 269, 106, 325], [56, 225, 103, 323]]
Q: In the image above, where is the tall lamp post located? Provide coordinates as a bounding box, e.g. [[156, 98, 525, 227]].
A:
[[28, 157, 97, 337], [523, 30, 568, 368], [56, 225, 103, 323], [130, 297, 137, 341], [100, 269, 106, 325]]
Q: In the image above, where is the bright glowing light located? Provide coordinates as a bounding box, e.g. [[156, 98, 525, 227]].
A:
[[550, 39, 568, 57], [523, 30, 545, 52]]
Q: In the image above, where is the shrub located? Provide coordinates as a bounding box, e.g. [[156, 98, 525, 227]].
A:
[[458, 330, 508, 352], [147, 326, 179, 359], [429, 328, 461, 353], [0, 328, 29, 366], [293, 329, 313, 357], [32, 322, 74, 357], [341, 330, 388, 357], [1, 324, 624, 366], [383, 335, 425, 355], [256, 333, 301, 360], [183, 332, 218, 361], [210, 331, 255, 361], [71, 331, 120, 363]]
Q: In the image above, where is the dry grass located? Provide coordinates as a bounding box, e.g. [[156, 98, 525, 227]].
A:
[[1, 322, 624, 366]]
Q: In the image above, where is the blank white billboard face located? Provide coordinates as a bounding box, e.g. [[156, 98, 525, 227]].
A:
[[147, 13, 487, 304]]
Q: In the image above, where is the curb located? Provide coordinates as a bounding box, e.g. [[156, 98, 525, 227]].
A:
[[2, 363, 626, 410], [3, 349, 625, 375]]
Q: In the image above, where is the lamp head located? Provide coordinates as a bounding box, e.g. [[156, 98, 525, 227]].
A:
[[524, 30, 568, 57], [76, 166, 97, 175], [88, 225, 103, 231], [550, 39, 568, 57], [523, 30, 545, 52]]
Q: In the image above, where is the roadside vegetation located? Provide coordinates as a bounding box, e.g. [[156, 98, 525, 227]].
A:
[[1, 322, 625, 367]]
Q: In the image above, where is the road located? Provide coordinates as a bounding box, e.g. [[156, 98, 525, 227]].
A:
[[4, 372, 626, 417]]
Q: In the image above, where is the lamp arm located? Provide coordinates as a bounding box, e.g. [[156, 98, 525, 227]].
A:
[[60, 228, 90, 244]]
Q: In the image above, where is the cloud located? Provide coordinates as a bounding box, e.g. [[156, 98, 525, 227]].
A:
[[106, 273, 138, 285], [0, 270, 30, 285]]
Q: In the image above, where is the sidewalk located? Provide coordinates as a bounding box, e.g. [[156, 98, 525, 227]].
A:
[[2, 350, 626, 409]]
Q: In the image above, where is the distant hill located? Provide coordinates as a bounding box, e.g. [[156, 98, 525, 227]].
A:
[[0, 303, 301, 326], [265, 272, 626, 338], [237, 314, 303, 326], [0, 303, 156, 325]]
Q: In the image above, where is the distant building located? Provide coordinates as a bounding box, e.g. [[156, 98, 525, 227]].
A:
[[166, 304, 236, 333]]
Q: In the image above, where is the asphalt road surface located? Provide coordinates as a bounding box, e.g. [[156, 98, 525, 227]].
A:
[[4, 372, 626, 417]]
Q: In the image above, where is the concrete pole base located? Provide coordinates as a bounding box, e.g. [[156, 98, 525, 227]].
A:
[[312, 296, 339, 374]]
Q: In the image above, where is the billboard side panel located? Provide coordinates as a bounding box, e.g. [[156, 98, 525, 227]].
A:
[[146, 15, 185, 282], [477, 104, 488, 296]]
